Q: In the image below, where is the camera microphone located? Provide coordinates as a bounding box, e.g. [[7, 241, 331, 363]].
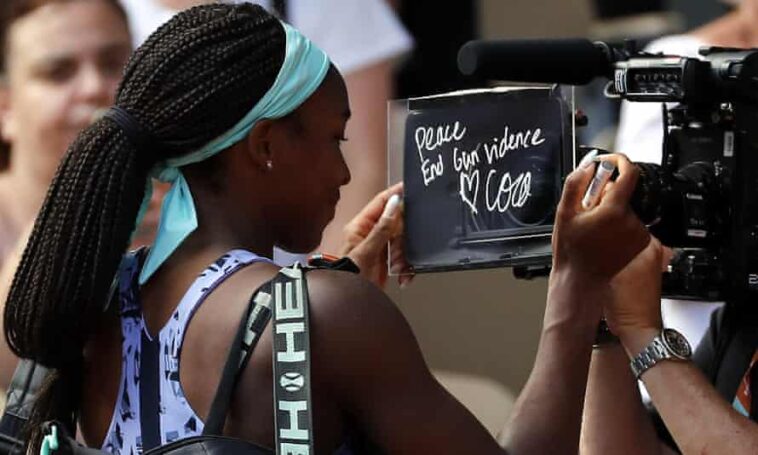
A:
[[457, 38, 615, 85]]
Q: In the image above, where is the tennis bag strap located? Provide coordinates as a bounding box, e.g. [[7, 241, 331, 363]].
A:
[[203, 263, 316, 454], [270, 265, 314, 455], [206, 258, 358, 454], [202, 272, 275, 436]]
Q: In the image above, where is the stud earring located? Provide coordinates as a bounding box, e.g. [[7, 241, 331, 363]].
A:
[[266, 160, 273, 171]]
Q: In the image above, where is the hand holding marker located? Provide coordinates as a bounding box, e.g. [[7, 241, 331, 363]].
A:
[[578, 149, 617, 210], [582, 160, 616, 209]]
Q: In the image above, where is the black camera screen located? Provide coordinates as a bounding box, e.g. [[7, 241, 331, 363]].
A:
[[402, 87, 572, 272]]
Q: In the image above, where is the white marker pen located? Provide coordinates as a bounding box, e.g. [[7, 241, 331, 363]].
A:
[[582, 160, 616, 209]]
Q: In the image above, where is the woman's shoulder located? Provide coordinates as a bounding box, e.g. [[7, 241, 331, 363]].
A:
[[303, 268, 416, 361], [230, 264, 411, 353], [305, 268, 394, 314]]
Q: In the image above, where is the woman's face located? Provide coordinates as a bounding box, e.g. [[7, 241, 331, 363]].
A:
[[0, 0, 131, 178], [268, 70, 352, 253], [744, 0, 758, 18]]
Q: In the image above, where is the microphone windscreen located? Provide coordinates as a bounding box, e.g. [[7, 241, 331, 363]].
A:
[[458, 38, 611, 85]]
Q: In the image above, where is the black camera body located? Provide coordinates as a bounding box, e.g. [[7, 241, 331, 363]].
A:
[[458, 40, 758, 302], [626, 47, 758, 302]]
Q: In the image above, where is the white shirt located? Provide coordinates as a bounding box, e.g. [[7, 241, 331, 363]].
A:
[[615, 34, 723, 349], [119, 0, 412, 75]]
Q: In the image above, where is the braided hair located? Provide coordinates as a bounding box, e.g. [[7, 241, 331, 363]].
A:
[[2, 2, 286, 445]]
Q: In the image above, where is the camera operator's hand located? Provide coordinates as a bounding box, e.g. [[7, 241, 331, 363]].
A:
[[605, 236, 673, 347], [504, 154, 653, 454], [552, 154, 650, 282], [341, 183, 414, 289]]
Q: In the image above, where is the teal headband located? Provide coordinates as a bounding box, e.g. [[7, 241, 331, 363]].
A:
[[135, 22, 330, 285]]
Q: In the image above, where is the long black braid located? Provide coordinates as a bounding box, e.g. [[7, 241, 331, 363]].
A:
[[2, 3, 286, 447]]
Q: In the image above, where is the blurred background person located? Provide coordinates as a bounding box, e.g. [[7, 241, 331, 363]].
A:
[[0, 0, 134, 395], [0, 0, 132, 267]]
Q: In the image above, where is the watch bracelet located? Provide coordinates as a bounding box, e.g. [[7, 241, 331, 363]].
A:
[[630, 337, 668, 379]]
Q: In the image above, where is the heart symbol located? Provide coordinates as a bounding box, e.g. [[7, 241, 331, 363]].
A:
[[459, 170, 480, 215]]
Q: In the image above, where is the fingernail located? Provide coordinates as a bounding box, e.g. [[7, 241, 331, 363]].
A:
[[579, 149, 598, 169], [382, 194, 401, 218]]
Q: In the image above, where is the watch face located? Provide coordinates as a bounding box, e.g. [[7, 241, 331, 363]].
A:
[[662, 328, 692, 359]]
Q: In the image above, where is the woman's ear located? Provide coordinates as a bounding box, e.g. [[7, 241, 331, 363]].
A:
[[245, 118, 276, 173]]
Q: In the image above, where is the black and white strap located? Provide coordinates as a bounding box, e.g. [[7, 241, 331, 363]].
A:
[[271, 265, 314, 455], [204, 263, 315, 455]]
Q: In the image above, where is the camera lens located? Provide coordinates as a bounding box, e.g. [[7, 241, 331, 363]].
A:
[[630, 162, 664, 225], [631, 161, 718, 247]]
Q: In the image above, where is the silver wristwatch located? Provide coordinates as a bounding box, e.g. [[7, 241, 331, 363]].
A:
[[630, 328, 692, 379]]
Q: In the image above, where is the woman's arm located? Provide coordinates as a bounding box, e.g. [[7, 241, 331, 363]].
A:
[[499, 269, 609, 454], [309, 157, 652, 454], [308, 269, 608, 455]]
